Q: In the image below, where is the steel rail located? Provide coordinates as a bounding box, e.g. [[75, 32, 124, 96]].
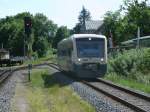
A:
[[0, 70, 11, 84], [97, 78, 150, 102], [48, 63, 149, 112], [82, 81, 147, 112], [0, 63, 148, 112], [9, 63, 148, 112], [0, 63, 50, 85]]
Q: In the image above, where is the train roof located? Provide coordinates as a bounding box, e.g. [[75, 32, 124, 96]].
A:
[[72, 34, 106, 39], [58, 34, 106, 48]]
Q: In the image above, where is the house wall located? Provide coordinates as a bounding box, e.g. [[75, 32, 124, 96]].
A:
[[0, 52, 10, 60]]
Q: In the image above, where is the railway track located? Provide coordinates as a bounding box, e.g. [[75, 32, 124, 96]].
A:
[[0, 63, 47, 86], [1, 63, 149, 111], [48, 63, 150, 112], [82, 80, 150, 112], [0, 69, 11, 84]]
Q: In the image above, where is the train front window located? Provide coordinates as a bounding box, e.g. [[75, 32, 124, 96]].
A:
[[76, 38, 104, 58]]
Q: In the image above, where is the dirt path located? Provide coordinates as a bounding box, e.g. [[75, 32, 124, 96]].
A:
[[11, 70, 29, 112], [10, 66, 95, 112]]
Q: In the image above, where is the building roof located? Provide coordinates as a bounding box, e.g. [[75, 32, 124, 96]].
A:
[[0, 48, 9, 53], [85, 20, 103, 30]]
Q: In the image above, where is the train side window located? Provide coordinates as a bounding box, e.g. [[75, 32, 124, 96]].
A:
[[59, 49, 72, 57], [59, 50, 65, 56], [61, 50, 67, 56]]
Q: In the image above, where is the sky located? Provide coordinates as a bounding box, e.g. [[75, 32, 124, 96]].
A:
[[0, 0, 123, 29]]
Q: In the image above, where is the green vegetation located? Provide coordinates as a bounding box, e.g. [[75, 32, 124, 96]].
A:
[[106, 48, 150, 93], [102, 0, 150, 45], [0, 12, 70, 58], [1, 0, 150, 59], [73, 6, 91, 34], [24, 54, 56, 66], [52, 26, 70, 48], [105, 73, 150, 93], [24, 49, 57, 65], [73, 0, 150, 44], [26, 69, 95, 112]]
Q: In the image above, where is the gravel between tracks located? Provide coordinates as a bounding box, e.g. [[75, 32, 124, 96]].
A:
[[90, 82, 150, 112], [0, 65, 141, 112], [0, 72, 16, 112], [48, 67, 136, 112]]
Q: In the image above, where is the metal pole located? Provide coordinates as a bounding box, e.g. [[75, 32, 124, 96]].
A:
[[109, 30, 114, 48], [28, 64, 32, 82], [24, 37, 26, 58], [27, 34, 30, 59], [28, 69, 31, 81], [1, 43, 3, 49], [137, 27, 140, 48], [27, 34, 31, 82]]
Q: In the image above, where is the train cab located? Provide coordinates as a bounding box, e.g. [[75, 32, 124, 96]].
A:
[[57, 34, 107, 78]]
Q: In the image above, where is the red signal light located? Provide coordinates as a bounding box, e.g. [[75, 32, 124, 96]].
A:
[[24, 17, 32, 35]]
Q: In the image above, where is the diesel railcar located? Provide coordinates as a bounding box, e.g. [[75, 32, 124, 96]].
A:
[[57, 34, 107, 78]]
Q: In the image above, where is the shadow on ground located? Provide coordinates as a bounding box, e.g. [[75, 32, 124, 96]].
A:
[[41, 71, 75, 88], [41, 69, 99, 88]]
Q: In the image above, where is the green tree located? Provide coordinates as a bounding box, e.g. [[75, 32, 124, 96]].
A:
[[122, 0, 150, 36], [102, 0, 150, 45], [72, 23, 81, 34], [78, 6, 91, 25], [73, 6, 91, 33], [52, 26, 70, 48], [0, 12, 57, 57], [32, 37, 48, 57], [0, 16, 25, 56], [101, 11, 124, 45], [0, 12, 34, 56], [33, 13, 57, 40], [32, 13, 57, 56]]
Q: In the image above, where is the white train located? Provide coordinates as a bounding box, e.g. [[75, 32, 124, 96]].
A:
[[57, 34, 107, 78]]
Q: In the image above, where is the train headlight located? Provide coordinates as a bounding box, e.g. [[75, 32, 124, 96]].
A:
[[100, 58, 104, 62], [78, 58, 81, 61]]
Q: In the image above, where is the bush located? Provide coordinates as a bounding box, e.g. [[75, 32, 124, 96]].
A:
[[108, 48, 150, 84], [46, 48, 57, 55], [138, 49, 150, 73], [33, 37, 49, 57], [32, 52, 38, 60]]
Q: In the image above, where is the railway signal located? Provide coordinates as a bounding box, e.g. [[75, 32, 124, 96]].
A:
[[24, 17, 32, 36], [23, 17, 32, 58]]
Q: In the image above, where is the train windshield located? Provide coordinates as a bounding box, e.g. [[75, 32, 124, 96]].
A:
[[76, 38, 104, 58]]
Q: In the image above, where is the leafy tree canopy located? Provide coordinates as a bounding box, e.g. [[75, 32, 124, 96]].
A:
[[102, 0, 150, 45], [52, 26, 70, 48], [73, 6, 91, 34], [0, 12, 57, 57]]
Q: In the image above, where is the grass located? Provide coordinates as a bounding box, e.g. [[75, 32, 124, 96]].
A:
[[23, 54, 57, 66], [106, 48, 150, 94], [105, 73, 150, 94], [108, 48, 150, 83], [26, 69, 95, 112]]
